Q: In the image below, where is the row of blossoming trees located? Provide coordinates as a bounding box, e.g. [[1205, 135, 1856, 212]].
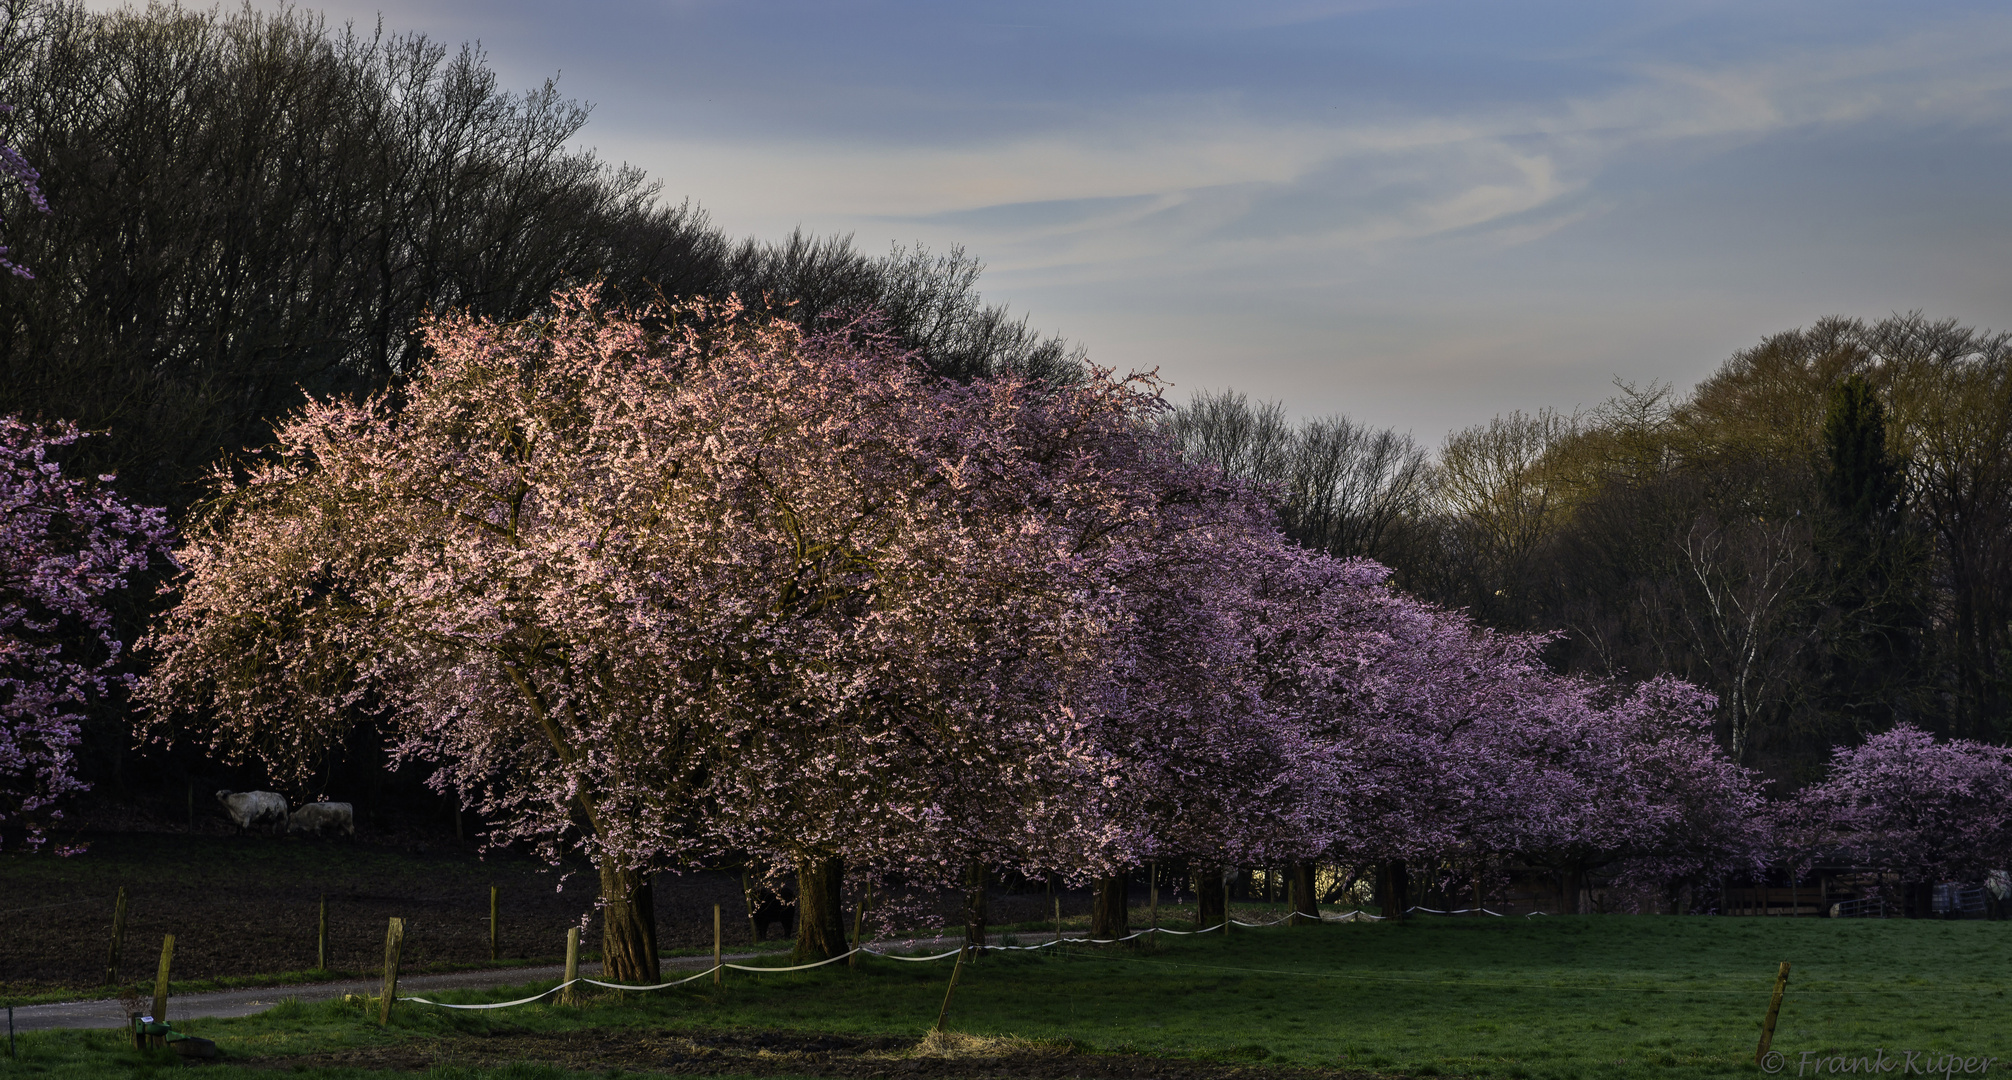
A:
[[4, 290, 2009, 981]]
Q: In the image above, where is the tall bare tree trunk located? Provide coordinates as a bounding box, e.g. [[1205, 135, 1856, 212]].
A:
[[1195, 865, 1226, 930], [597, 861, 660, 984], [1289, 860, 1319, 923], [794, 855, 848, 962], [1092, 871, 1130, 940], [963, 861, 988, 949]]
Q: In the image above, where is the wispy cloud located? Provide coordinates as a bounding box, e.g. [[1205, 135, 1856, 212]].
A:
[[93, 0, 2012, 435], [607, 5, 2012, 297]]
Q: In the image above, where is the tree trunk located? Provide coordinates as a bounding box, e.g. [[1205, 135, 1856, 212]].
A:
[[1905, 881, 1934, 919], [963, 861, 988, 949], [794, 855, 848, 962], [1289, 860, 1319, 924], [1560, 867, 1587, 915], [1092, 871, 1130, 940], [1195, 865, 1226, 930], [1377, 859, 1410, 919], [597, 861, 660, 984]]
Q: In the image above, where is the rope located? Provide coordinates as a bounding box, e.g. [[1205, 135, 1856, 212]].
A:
[[580, 968, 720, 990], [1062, 950, 1779, 993], [396, 914, 2003, 1011], [401, 983, 573, 1009], [403, 962, 749, 1006], [1406, 906, 1507, 917], [725, 949, 864, 972], [862, 947, 965, 962]]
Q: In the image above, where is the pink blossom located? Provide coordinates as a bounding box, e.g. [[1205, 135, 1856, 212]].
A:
[[1, 417, 172, 849]]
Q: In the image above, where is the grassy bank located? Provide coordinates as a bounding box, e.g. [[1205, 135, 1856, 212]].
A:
[[2, 914, 2006, 1079]]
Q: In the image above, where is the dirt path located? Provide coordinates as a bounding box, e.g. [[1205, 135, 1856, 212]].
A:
[[7, 958, 606, 1031]]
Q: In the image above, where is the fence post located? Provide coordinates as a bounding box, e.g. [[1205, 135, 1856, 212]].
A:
[[377, 918, 404, 1026], [317, 894, 328, 970], [150, 934, 175, 1023], [1755, 961, 1791, 1063], [712, 904, 722, 988], [933, 946, 967, 1032], [560, 927, 580, 1006], [1148, 862, 1158, 935], [106, 886, 128, 984], [850, 880, 872, 969], [488, 886, 499, 962], [1224, 878, 1232, 935], [1053, 896, 1063, 949]]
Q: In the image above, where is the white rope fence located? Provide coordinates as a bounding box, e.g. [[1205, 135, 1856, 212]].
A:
[[398, 906, 1555, 1011]]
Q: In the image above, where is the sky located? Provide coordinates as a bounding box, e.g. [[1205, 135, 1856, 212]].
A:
[[110, 0, 2012, 442]]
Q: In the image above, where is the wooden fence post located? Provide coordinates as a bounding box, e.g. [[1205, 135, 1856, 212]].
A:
[[317, 894, 328, 970], [488, 886, 499, 962], [849, 880, 872, 969], [377, 918, 404, 1026], [560, 927, 580, 1005], [150, 934, 174, 1023], [1148, 862, 1158, 935], [933, 946, 967, 1032], [1755, 961, 1791, 1063], [712, 905, 722, 988], [106, 886, 128, 984]]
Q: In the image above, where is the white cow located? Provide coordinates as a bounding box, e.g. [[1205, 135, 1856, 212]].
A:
[[287, 801, 355, 839], [216, 790, 288, 835]]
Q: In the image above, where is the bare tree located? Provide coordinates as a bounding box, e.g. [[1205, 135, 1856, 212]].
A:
[[1663, 515, 1816, 763], [1161, 389, 1426, 565], [0, 0, 1077, 513]]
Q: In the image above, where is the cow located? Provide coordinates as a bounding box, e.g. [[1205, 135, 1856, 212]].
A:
[[215, 790, 288, 835], [287, 801, 355, 839], [748, 883, 798, 942]]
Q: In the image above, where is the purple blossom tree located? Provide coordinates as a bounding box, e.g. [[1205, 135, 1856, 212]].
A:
[[1196, 542, 1766, 917], [143, 287, 1286, 971], [2, 418, 173, 850], [1791, 724, 2012, 916]]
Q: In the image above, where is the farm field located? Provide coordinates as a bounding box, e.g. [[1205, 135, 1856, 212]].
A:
[[4, 914, 2007, 1079]]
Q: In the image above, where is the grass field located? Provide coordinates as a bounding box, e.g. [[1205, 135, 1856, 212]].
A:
[[4, 913, 2007, 1079]]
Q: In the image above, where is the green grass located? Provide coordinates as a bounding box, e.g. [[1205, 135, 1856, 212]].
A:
[[3, 915, 2008, 1079]]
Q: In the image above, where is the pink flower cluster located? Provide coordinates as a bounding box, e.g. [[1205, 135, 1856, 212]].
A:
[[1789, 725, 2012, 884], [0, 104, 50, 280], [141, 288, 1767, 896], [1, 418, 172, 849]]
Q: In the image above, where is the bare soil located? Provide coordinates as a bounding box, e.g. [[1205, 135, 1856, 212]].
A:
[[243, 1027, 1388, 1079]]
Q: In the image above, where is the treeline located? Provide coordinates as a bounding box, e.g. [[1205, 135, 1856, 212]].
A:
[[1169, 314, 2012, 782], [0, 0, 1078, 514]]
